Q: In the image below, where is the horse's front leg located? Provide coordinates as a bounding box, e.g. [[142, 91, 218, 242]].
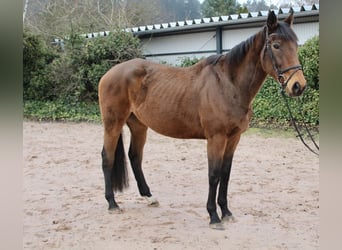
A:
[[217, 155, 233, 220], [206, 134, 227, 229], [218, 135, 240, 221]]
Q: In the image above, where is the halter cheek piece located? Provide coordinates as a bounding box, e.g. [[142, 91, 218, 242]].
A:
[[264, 26, 302, 89]]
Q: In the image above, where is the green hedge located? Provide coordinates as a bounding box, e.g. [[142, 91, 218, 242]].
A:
[[23, 30, 142, 103], [24, 100, 100, 122], [23, 31, 58, 101], [23, 29, 142, 122], [251, 77, 319, 128]]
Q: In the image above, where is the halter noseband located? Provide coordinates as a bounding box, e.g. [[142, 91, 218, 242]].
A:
[[264, 26, 302, 89]]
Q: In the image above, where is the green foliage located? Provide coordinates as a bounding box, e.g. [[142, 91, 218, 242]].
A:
[[238, 6, 249, 14], [298, 35, 319, 90], [78, 30, 142, 101], [252, 78, 319, 128], [177, 56, 202, 67], [24, 28, 142, 121], [84, 30, 142, 65], [23, 31, 58, 100], [243, 0, 273, 12], [159, 0, 202, 22], [201, 0, 241, 17], [24, 100, 100, 122], [23, 29, 142, 104]]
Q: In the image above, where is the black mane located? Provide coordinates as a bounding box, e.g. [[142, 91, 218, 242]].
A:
[[226, 34, 257, 66], [205, 54, 223, 66]]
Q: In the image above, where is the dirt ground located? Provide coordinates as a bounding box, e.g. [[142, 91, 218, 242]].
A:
[[23, 121, 319, 249]]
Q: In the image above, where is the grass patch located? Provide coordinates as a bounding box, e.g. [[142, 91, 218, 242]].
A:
[[245, 127, 295, 138], [246, 126, 319, 142]]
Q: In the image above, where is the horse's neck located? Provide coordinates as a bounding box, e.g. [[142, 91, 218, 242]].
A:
[[227, 29, 268, 106]]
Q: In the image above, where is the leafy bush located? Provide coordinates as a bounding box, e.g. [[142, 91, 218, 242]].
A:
[[23, 29, 142, 121], [79, 30, 142, 101], [23, 31, 58, 100], [178, 56, 202, 67], [24, 100, 100, 122], [298, 35, 319, 90], [252, 77, 319, 128], [23, 29, 142, 103]]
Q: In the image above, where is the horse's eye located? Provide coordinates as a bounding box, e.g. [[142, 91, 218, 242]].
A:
[[273, 43, 280, 49]]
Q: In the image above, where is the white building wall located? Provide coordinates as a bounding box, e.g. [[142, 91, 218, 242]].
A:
[[292, 22, 319, 45], [141, 31, 216, 55], [222, 27, 260, 50], [140, 21, 319, 65]]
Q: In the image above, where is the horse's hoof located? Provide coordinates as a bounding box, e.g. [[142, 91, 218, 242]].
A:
[[144, 196, 159, 207], [209, 222, 225, 230], [108, 207, 123, 214], [222, 215, 236, 223]]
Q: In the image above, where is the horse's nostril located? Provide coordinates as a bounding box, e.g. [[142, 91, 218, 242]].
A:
[[292, 82, 301, 95]]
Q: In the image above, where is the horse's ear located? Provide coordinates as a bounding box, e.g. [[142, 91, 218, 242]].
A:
[[284, 11, 294, 26], [267, 10, 278, 32]]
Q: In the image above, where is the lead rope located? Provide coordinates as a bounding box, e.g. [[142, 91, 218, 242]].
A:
[[280, 89, 319, 156]]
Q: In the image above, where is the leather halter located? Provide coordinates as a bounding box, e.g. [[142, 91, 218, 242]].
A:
[[264, 26, 302, 89]]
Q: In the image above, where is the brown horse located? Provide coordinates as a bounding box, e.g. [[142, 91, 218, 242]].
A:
[[98, 11, 306, 229]]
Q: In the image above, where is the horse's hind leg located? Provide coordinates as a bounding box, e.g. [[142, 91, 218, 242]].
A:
[[101, 124, 127, 212], [126, 114, 158, 206], [102, 135, 120, 211], [101, 106, 130, 212]]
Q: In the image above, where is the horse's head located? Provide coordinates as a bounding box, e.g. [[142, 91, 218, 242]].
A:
[[261, 11, 307, 97]]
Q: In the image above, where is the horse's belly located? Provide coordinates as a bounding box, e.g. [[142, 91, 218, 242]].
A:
[[133, 110, 205, 139]]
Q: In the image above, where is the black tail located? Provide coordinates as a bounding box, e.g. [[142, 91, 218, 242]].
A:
[[112, 133, 129, 192]]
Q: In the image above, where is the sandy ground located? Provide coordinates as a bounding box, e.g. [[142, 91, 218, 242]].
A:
[[23, 121, 319, 250]]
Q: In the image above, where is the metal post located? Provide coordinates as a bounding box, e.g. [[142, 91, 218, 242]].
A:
[[216, 27, 222, 54]]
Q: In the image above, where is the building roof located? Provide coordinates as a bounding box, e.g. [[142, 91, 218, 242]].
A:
[[129, 4, 319, 38], [75, 4, 319, 40]]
